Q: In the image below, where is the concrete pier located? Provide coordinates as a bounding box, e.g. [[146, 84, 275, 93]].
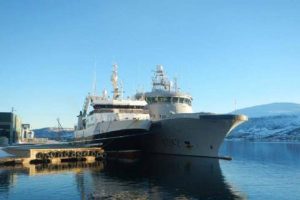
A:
[[0, 146, 104, 165]]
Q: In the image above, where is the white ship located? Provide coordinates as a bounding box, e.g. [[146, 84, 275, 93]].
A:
[[74, 65, 151, 150], [140, 65, 247, 157]]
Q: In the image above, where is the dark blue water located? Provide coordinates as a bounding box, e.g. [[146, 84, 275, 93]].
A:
[[0, 141, 299, 200]]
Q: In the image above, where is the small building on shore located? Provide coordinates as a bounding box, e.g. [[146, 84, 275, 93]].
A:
[[21, 124, 34, 139], [0, 112, 22, 145]]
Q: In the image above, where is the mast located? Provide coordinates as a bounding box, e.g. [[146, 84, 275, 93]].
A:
[[174, 77, 178, 92], [92, 61, 97, 96], [152, 65, 170, 91], [82, 94, 91, 117], [111, 64, 120, 99]]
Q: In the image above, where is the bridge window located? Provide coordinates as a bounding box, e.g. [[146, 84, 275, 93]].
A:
[[172, 97, 179, 103], [146, 97, 172, 104], [145, 97, 155, 104], [146, 96, 191, 105], [172, 97, 192, 106], [184, 98, 192, 106], [158, 97, 171, 103]]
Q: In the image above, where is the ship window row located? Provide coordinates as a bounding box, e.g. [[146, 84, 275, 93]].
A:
[[93, 104, 145, 110], [145, 97, 191, 105], [91, 109, 148, 114]]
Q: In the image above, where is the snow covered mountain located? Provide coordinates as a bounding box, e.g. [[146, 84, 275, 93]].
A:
[[229, 103, 300, 141], [33, 127, 74, 141], [233, 102, 300, 118]]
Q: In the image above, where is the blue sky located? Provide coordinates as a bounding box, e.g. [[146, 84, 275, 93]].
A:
[[0, 0, 299, 128]]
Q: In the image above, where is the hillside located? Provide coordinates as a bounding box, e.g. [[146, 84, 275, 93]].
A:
[[229, 103, 300, 141], [233, 102, 300, 118], [229, 114, 300, 141], [33, 127, 74, 141]]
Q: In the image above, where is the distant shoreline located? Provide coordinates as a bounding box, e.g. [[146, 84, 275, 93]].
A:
[[225, 138, 300, 143]]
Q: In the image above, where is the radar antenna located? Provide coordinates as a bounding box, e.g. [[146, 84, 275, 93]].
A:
[[152, 65, 171, 91]]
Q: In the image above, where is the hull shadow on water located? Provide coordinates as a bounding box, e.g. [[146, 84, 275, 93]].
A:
[[0, 155, 246, 200], [84, 155, 245, 199]]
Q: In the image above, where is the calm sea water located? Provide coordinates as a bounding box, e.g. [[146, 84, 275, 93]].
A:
[[0, 140, 300, 200]]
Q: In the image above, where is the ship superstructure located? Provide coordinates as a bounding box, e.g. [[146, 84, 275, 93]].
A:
[[144, 65, 193, 120], [142, 65, 247, 157], [75, 65, 151, 150]]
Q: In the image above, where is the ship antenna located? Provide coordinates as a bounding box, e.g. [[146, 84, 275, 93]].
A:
[[120, 79, 124, 99], [174, 77, 178, 92], [92, 60, 97, 96], [152, 64, 171, 91], [111, 64, 120, 99]]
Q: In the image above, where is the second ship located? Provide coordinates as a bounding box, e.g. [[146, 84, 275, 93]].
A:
[[74, 65, 151, 150]]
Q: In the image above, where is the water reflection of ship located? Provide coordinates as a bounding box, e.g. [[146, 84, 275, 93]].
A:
[[0, 157, 245, 199], [86, 156, 246, 199]]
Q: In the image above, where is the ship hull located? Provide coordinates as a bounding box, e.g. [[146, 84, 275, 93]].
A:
[[74, 120, 151, 151], [143, 113, 247, 157]]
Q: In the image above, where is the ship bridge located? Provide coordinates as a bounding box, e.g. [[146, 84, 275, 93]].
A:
[[144, 65, 193, 120], [145, 90, 192, 106]]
